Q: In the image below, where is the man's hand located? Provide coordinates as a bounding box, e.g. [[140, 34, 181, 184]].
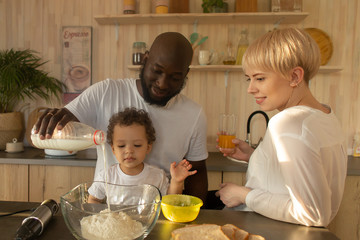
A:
[[33, 108, 79, 139]]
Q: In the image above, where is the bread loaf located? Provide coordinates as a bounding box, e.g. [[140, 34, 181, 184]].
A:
[[171, 223, 265, 240], [172, 224, 230, 240], [248, 234, 266, 240], [222, 224, 249, 240]]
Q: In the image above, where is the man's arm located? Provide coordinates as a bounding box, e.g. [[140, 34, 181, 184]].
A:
[[183, 159, 208, 203]]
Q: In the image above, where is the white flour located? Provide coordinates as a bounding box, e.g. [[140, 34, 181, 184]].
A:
[[80, 209, 143, 240]]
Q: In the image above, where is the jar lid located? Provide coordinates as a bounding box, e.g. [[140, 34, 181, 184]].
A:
[[123, 0, 135, 5], [154, 0, 169, 7], [133, 42, 146, 48]]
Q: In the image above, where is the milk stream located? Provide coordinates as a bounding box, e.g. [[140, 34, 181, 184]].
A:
[[101, 143, 111, 210]]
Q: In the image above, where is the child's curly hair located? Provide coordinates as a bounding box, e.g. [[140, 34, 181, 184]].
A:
[[107, 107, 156, 145]]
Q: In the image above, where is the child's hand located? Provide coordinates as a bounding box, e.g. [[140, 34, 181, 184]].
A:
[[170, 159, 197, 183]]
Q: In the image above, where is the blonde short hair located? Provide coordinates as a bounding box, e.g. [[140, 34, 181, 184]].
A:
[[242, 28, 321, 84]]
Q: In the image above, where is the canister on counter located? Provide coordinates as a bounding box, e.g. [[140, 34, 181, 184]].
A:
[[132, 42, 146, 65]]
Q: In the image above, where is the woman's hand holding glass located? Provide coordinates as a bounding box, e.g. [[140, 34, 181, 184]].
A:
[[217, 136, 255, 163]]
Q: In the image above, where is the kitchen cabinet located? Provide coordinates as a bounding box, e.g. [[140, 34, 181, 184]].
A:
[[1, 149, 359, 239], [327, 176, 360, 240], [207, 171, 222, 190], [29, 165, 95, 202], [0, 164, 28, 201], [222, 171, 246, 185], [0, 164, 95, 202]]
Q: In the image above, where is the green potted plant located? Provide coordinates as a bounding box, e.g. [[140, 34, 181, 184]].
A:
[[202, 0, 228, 13], [0, 48, 65, 150]]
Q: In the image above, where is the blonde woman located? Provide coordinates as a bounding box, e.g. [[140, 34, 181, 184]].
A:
[[216, 28, 347, 227]]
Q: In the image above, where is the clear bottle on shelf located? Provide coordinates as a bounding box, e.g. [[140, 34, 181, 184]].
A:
[[223, 42, 236, 65], [235, 29, 249, 65], [353, 132, 360, 157], [31, 122, 105, 151]]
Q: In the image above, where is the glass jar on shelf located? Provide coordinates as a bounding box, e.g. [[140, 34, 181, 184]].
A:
[[223, 42, 236, 65], [132, 42, 146, 65], [271, 0, 302, 12]]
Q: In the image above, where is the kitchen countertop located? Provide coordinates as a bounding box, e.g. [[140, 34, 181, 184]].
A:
[[0, 147, 359, 175], [0, 201, 339, 240]]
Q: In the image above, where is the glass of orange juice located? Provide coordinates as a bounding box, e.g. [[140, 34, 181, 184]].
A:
[[218, 114, 237, 148]]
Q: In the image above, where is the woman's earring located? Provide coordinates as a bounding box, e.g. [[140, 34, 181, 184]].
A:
[[291, 81, 299, 88]]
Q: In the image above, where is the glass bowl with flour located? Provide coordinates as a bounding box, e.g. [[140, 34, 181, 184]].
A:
[[60, 182, 162, 240]]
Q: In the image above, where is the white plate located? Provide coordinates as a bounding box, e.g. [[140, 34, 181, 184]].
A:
[[226, 156, 248, 165], [45, 149, 77, 156]]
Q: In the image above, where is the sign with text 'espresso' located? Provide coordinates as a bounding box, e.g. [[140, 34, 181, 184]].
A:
[[62, 26, 92, 103]]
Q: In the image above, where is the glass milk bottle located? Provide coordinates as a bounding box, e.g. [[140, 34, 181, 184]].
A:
[[235, 29, 249, 65], [31, 122, 105, 151]]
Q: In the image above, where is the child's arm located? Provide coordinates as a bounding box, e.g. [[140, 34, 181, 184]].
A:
[[167, 159, 197, 195]]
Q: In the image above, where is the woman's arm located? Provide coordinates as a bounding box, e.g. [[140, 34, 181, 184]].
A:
[[246, 136, 334, 226]]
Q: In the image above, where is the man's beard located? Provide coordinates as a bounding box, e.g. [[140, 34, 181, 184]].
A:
[[139, 66, 186, 107]]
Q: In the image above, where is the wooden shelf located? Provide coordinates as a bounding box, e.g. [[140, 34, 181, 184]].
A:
[[95, 12, 309, 25], [128, 65, 342, 74], [317, 66, 343, 74]]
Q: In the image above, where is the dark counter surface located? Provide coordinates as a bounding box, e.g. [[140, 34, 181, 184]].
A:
[[0, 147, 359, 175], [0, 201, 339, 240]]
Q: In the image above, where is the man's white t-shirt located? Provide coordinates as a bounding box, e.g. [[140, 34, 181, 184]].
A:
[[65, 78, 208, 177], [88, 163, 169, 199], [244, 105, 347, 227]]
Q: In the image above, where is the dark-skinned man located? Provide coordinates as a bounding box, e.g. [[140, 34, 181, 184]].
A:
[[34, 32, 209, 202]]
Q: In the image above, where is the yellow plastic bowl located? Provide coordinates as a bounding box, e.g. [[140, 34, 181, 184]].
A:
[[161, 194, 203, 223]]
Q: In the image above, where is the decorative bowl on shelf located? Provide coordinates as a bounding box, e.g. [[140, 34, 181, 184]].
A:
[[305, 28, 333, 65], [60, 182, 162, 240]]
